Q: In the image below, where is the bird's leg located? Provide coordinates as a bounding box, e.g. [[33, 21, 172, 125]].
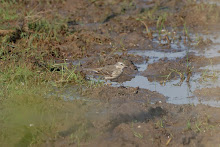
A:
[[105, 79, 112, 86], [118, 81, 124, 87]]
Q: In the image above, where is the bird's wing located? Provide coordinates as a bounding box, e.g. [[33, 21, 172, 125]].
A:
[[104, 69, 122, 80], [97, 68, 113, 76], [96, 65, 115, 75], [83, 67, 112, 76]]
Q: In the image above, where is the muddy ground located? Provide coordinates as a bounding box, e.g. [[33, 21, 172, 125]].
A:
[[1, 0, 220, 146], [46, 0, 220, 146], [46, 86, 220, 147]]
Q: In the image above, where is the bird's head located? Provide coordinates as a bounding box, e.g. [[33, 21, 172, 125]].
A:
[[115, 62, 127, 69]]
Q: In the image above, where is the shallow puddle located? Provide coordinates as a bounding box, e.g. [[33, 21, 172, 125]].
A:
[[111, 32, 220, 107], [199, 0, 220, 6], [112, 73, 219, 107], [193, 33, 220, 58], [75, 31, 220, 107]]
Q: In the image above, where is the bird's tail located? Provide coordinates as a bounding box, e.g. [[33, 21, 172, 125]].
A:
[[83, 68, 100, 73]]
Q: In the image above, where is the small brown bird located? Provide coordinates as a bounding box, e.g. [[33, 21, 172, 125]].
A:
[[85, 62, 127, 80]]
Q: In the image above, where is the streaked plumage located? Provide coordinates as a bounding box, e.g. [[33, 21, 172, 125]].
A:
[[85, 62, 127, 80]]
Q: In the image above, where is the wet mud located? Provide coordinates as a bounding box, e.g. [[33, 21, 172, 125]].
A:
[[45, 0, 220, 146]]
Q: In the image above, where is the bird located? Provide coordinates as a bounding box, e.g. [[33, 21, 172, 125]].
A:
[[84, 62, 127, 80]]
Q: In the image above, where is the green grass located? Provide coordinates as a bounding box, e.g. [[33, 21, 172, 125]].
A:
[[0, 1, 19, 23], [200, 59, 218, 82], [0, 18, 98, 144], [184, 116, 215, 133], [27, 16, 68, 41], [0, 62, 94, 146], [133, 131, 143, 139], [0, 11, 99, 143], [186, 120, 192, 130], [156, 13, 167, 36]]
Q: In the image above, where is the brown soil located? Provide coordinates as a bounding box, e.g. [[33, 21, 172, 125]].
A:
[[142, 54, 220, 82], [45, 87, 220, 146], [194, 87, 220, 101]]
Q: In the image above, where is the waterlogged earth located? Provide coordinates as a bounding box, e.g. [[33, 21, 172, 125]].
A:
[[57, 1, 220, 146], [50, 0, 220, 146], [1, 0, 220, 146], [56, 12, 220, 147], [111, 33, 220, 107]]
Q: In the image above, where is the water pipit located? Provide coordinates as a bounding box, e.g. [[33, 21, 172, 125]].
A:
[[85, 62, 127, 80]]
